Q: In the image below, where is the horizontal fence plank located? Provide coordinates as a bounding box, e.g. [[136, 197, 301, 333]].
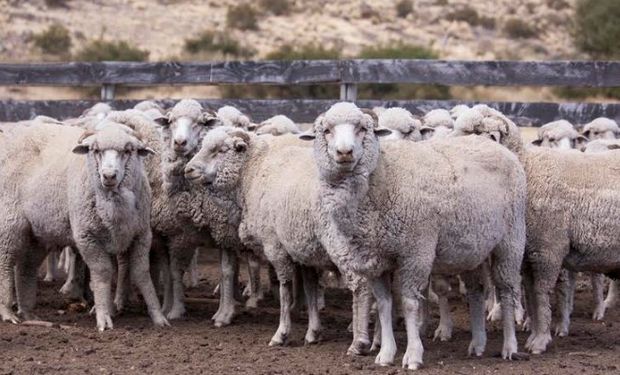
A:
[[1, 60, 619, 87], [1, 99, 618, 126]]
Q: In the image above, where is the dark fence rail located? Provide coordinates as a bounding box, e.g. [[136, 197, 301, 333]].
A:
[[2, 99, 619, 126], [1, 60, 620, 87], [1, 60, 619, 125]]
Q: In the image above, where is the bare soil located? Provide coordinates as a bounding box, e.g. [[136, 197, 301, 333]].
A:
[[1, 252, 619, 375]]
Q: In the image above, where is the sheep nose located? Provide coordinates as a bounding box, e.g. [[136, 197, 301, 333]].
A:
[[184, 165, 195, 175], [102, 170, 117, 183], [336, 147, 353, 157], [175, 138, 187, 147]]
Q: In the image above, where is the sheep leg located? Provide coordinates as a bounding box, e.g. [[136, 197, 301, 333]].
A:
[[348, 280, 372, 355], [371, 272, 396, 366], [212, 248, 238, 327], [0, 216, 30, 324], [301, 266, 322, 345], [554, 269, 575, 337], [43, 251, 60, 282], [81, 250, 115, 331], [268, 265, 279, 300], [461, 270, 487, 357], [129, 236, 169, 328], [245, 253, 262, 308], [114, 252, 131, 315], [15, 246, 48, 320], [59, 247, 84, 299], [167, 246, 196, 320], [432, 276, 453, 342], [590, 273, 606, 321], [604, 280, 619, 310], [522, 265, 537, 333]]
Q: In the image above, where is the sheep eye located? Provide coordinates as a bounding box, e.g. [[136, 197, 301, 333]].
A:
[[548, 138, 556, 142], [324, 128, 331, 135]]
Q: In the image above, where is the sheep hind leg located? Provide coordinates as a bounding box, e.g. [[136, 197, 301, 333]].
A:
[[301, 266, 322, 345], [43, 251, 60, 282], [604, 280, 619, 310], [371, 272, 396, 366], [212, 248, 238, 327], [432, 276, 453, 342], [268, 249, 295, 346], [245, 253, 262, 309], [554, 269, 575, 337], [0, 217, 29, 324], [590, 273, 606, 321], [461, 269, 487, 357], [15, 245, 48, 320]]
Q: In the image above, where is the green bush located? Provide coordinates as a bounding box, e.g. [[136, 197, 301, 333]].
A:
[[75, 40, 149, 61], [32, 24, 72, 55], [357, 43, 451, 100], [446, 6, 479, 26], [220, 44, 341, 99], [227, 4, 259, 31], [503, 18, 538, 39], [479, 16, 496, 30], [45, 0, 70, 8], [554, 87, 620, 100], [260, 0, 290, 16], [395, 0, 414, 18], [547, 0, 569, 10], [184, 31, 254, 58], [574, 0, 620, 58]]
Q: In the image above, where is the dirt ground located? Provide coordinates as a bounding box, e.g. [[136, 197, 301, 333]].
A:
[[1, 251, 619, 375]]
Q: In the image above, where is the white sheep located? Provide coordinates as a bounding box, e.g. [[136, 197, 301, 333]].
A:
[[0, 122, 167, 331], [531, 120, 587, 149], [581, 117, 620, 141], [251, 115, 300, 136], [377, 107, 424, 141], [302, 102, 526, 369], [216, 105, 253, 130], [422, 109, 454, 139], [184, 127, 374, 355], [450, 104, 470, 120]]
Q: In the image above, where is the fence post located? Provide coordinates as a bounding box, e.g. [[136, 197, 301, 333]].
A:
[[340, 83, 357, 101], [100, 84, 116, 101]]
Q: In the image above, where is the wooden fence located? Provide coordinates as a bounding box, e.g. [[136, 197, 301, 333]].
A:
[[1, 60, 619, 125]]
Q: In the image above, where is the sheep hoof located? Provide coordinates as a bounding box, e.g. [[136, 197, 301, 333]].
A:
[[152, 314, 170, 328], [374, 345, 396, 366], [212, 305, 235, 327], [165, 306, 186, 320], [245, 297, 258, 309], [0, 308, 21, 325], [592, 306, 606, 321], [269, 333, 288, 347], [553, 323, 568, 337], [467, 340, 486, 357], [433, 325, 453, 342], [95, 311, 114, 332], [402, 350, 423, 370], [304, 329, 322, 346], [525, 333, 551, 354]]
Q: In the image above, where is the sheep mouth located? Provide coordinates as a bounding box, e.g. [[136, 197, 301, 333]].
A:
[[184, 173, 202, 182]]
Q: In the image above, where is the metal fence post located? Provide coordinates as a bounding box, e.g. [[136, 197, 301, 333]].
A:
[[340, 83, 357, 101], [100, 84, 116, 101]]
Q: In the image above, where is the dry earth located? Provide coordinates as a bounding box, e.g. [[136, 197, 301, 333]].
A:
[[0, 251, 619, 374]]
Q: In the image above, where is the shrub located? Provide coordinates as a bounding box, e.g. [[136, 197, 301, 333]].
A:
[[503, 18, 538, 39], [184, 31, 254, 58], [554, 87, 620, 100], [574, 0, 620, 58], [435, 0, 448, 5], [357, 43, 451, 100], [75, 40, 149, 61], [479, 16, 496, 30], [32, 23, 72, 55], [220, 43, 341, 99], [395, 0, 414, 18], [260, 0, 290, 16], [546, 0, 569, 10], [44, 0, 70, 8], [446, 6, 479, 26], [227, 4, 259, 31]]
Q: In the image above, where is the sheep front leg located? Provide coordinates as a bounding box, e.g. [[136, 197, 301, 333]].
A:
[[371, 273, 396, 366], [0, 254, 18, 324], [212, 248, 238, 327], [129, 235, 169, 328], [43, 251, 60, 282], [590, 273, 606, 321], [301, 266, 322, 345], [114, 252, 131, 315], [348, 281, 372, 355], [245, 253, 262, 308], [554, 269, 575, 337], [15, 246, 48, 320], [432, 276, 453, 342], [80, 248, 115, 331], [267, 247, 295, 346]]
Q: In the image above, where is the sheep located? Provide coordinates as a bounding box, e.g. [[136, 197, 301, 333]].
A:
[[81, 102, 113, 120], [422, 109, 454, 139], [376, 107, 424, 141], [301, 102, 526, 369], [450, 105, 620, 354], [133, 100, 165, 115], [530, 120, 588, 149], [581, 117, 620, 141], [450, 104, 470, 120], [184, 127, 374, 355], [216, 105, 253, 130], [0, 122, 167, 331], [251, 115, 301, 136]]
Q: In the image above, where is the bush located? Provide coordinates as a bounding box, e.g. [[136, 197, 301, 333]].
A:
[[184, 31, 254, 58], [260, 0, 290, 16], [547, 0, 569, 10], [220, 44, 341, 99], [395, 0, 413, 18], [75, 40, 149, 61], [32, 24, 72, 55], [574, 0, 620, 58], [357, 43, 451, 100], [227, 4, 259, 31], [44, 0, 70, 8], [478, 16, 496, 30], [554, 86, 620, 100], [446, 6, 479, 26], [503, 18, 538, 39]]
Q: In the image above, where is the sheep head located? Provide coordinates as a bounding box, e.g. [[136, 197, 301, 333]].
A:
[[155, 100, 219, 157], [184, 126, 251, 191], [73, 124, 154, 191], [581, 117, 620, 141], [301, 102, 391, 179], [377, 107, 423, 142], [531, 120, 587, 150]]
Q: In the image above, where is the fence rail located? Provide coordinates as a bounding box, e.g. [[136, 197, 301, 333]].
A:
[[1, 60, 619, 125]]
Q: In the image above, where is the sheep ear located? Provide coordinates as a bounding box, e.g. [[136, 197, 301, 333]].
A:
[[299, 129, 316, 141], [573, 135, 589, 149], [582, 130, 591, 139], [247, 123, 258, 131], [200, 112, 220, 128], [154, 113, 172, 127], [374, 126, 392, 137], [531, 139, 542, 146], [420, 126, 435, 138], [607, 144, 620, 150], [138, 147, 156, 157], [72, 145, 90, 154]]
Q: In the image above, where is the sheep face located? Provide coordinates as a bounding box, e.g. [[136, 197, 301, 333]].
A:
[[531, 120, 588, 150], [582, 119, 619, 141], [72, 127, 154, 191], [158, 113, 219, 156], [184, 127, 249, 190]]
